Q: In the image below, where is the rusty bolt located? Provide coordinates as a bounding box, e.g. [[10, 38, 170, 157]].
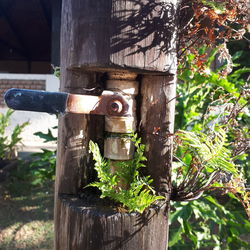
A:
[[110, 100, 123, 113], [107, 97, 128, 116]]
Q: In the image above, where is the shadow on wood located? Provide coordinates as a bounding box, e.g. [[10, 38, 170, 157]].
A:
[[56, 193, 169, 250], [64, 0, 177, 74], [55, 0, 177, 249]]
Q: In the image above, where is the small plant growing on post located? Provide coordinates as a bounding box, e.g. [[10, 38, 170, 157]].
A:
[[88, 134, 164, 213]]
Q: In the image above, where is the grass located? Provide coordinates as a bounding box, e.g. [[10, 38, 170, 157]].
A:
[[0, 177, 54, 250]]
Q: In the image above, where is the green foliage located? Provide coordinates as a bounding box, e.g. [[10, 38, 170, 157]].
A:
[[170, 47, 250, 248], [201, 0, 226, 14], [176, 47, 249, 131], [88, 134, 164, 213], [52, 65, 60, 78], [33, 127, 57, 143], [173, 126, 250, 216], [172, 128, 237, 201], [0, 109, 28, 160], [169, 196, 250, 249], [178, 128, 237, 175], [29, 149, 56, 185], [228, 33, 250, 70], [28, 128, 57, 185]]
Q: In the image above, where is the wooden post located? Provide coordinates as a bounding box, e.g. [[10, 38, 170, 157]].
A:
[[140, 75, 176, 197], [55, 0, 178, 249]]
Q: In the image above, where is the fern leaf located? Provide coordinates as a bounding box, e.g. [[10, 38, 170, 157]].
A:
[[177, 128, 237, 174], [88, 137, 164, 213]]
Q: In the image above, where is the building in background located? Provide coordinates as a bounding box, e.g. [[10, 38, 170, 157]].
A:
[[0, 0, 62, 153]]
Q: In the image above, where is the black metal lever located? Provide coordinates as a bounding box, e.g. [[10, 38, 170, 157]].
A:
[[4, 88, 68, 114]]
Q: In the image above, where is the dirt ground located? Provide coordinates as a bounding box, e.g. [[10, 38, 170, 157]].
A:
[[0, 178, 54, 250]]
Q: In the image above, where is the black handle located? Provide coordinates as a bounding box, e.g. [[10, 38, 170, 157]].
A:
[[4, 88, 68, 114]]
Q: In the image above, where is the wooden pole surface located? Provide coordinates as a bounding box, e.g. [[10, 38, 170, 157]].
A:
[[62, 0, 177, 74], [140, 75, 176, 198], [56, 196, 168, 250], [55, 0, 177, 249]]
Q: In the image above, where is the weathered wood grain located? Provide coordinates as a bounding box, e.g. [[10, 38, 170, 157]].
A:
[[55, 194, 169, 250], [54, 70, 105, 247], [55, 0, 177, 249], [55, 71, 104, 195], [140, 75, 176, 198], [62, 0, 177, 74]]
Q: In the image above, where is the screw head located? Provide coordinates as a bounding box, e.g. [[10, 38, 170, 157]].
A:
[[108, 100, 124, 115]]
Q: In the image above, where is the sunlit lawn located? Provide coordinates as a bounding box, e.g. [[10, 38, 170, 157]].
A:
[[0, 178, 54, 250]]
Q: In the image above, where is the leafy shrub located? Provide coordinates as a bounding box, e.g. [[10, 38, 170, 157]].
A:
[[172, 128, 238, 200], [170, 127, 250, 248], [170, 47, 250, 248], [0, 109, 28, 160], [29, 149, 56, 185], [169, 196, 250, 249], [28, 128, 57, 185]]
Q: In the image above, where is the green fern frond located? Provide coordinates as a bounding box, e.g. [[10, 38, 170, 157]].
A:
[[177, 128, 237, 174], [89, 141, 111, 181], [88, 135, 164, 213]]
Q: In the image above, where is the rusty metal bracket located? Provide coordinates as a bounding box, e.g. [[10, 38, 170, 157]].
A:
[[66, 90, 130, 116]]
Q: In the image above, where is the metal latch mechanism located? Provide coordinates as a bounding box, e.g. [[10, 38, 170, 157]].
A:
[[4, 72, 139, 182], [4, 88, 131, 117]]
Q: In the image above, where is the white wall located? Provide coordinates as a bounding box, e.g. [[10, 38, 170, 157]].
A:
[[0, 74, 59, 152]]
